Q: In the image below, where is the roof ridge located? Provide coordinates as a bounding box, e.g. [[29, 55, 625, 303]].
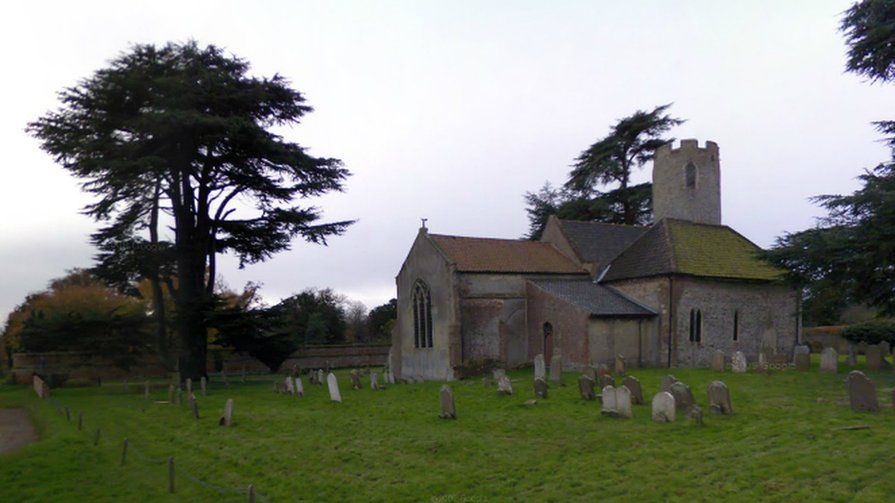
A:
[[558, 218, 647, 229], [429, 233, 547, 244]]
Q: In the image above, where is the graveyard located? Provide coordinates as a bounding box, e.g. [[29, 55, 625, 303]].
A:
[[2, 355, 895, 502]]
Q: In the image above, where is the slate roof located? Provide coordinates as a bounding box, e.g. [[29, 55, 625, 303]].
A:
[[529, 279, 656, 317], [601, 219, 784, 282], [554, 219, 648, 271], [429, 234, 587, 274]]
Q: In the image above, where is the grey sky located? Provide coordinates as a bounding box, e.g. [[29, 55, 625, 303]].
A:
[[2, 0, 893, 321]]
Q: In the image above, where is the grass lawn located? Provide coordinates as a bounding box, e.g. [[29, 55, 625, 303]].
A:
[[2, 355, 895, 502]]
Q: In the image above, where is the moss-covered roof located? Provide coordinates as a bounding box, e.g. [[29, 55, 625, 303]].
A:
[[602, 219, 784, 282]]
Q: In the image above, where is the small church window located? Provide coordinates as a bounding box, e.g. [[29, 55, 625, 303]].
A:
[[733, 310, 739, 341], [685, 162, 697, 188], [413, 280, 433, 348], [689, 308, 702, 344]]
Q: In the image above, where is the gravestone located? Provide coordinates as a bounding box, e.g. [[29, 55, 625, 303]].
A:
[[439, 385, 456, 419], [622, 376, 643, 405], [881, 341, 891, 356], [284, 376, 295, 395], [189, 393, 199, 419], [221, 370, 229, 387], [866, 345, 882, 371], [820, 347, 838, 373], [794, 345, 810, 356], [492, 369, 506, 381], [596, 363, 611, 378], [175, 388, 182, 406], [660, 375, 678, 393], [168, 385, 174, 404], [846, 370, 879, 413], [350, 370, 362, 390], [601, 386, 618, 417], [144, 381, 150, 400], [186, 378, 192, 396], [598, 374, 616, 389], [651, 392, 676, 422], [317, 369, 325, 385], [534, 378, 548, 399], [584, 367, 596, 381], [731, 352, 747, 373], [497, 375, 513, 395], [615, 385, 633, 418], [847, 345, 857, 367], [757, 351, 769, 372], [795, 352, 811, 371], [32, 375, 49, 399], [219, 399, 234, 427], [386, 369, 396, 385], [327, 373, 342, 403], [669, 381, 694, 411], [688, 405, 704, 426], [295, 377, 304, 397], [707, 380, 733, 415], [615, 354, 626, 376], [711, 350, 725, 372], [578, 375, 595, 400], [200, 376, 207, 397], [370, 372, 380, 391], [533, 354, 546, 381], [549, 354, 562, 384]]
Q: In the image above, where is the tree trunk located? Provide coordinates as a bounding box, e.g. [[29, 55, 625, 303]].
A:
[[148, 177, 170, 369]]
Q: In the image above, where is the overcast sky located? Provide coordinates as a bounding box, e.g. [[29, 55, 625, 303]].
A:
[[2, 0, 894, 321]]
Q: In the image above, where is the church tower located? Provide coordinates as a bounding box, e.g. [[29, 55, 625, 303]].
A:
[[652, 139, 721, 225]]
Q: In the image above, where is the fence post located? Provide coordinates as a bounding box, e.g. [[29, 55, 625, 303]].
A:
[[65, 407, 70, 422], [248, 484, 255, 503], [93, 428, 100, 446], [168, 457, 175, 493], [77, 412, 83, 431], [120, 438, 128, 466]]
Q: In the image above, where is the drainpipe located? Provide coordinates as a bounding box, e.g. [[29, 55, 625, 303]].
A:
[[667, 276, 674, 368]]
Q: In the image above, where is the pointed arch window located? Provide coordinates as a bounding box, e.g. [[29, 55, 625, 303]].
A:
[[685, 162, 697, 188], [412, 280, 433, 348], [689, 308, 702, 344]]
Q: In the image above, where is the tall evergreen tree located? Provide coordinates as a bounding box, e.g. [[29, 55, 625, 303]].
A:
[[28, 42, 353, 379]]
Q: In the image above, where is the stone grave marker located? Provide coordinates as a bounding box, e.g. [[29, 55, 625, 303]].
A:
[[317, 369, 325, 385], [615, 354, 626, 376], [688, 405, 704, 426], [707, 380, 733, 415], [660, 375, 678, 393], [168, 385, 174, 404], [200, 376, 207, 397], [847, 345, 857, 367], [144, 381, 150, 400], [711, 350, 725, 372], [284, 376, 295, 395], [795, 352, 811, 371], [846, 370, 879, 413], [615, 385, 633, 419], [651, 392, 676, 422], [219, 398, 234, 427], [497, 375, 513, 395], [189, 393, 199, 419], [327, 372, 342, 403], [601, 386, 618, 417], [492, 369, 506, 381], [598, 374, 615, 389], [578, 375, 595, 400], [534, 378, 548, 399], [186, 378, 192, 396], [350, 370, 362, 390], [820, 347, 838, 373], [584, 367, 596, 381], [866, 344, 882, 371], [32, 375, 49, 399], [295, 377, 304, 397], [669, 381, 694, 411], [622, 376, 643, 405], [533, 354, 546, 381], [549, 354, 563, 384], [370, 372, 380, 391], [596, 363, 611, 378], [731, 352, 747, 373], [881, 340, 891, 356], [439, 385, 456, 419]]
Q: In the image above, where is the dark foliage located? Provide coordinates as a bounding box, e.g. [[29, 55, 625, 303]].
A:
[[367, 298, 397, 341], [524, 182, 651, 240], [207, 301, 296, 372], [841, 0, 895, 82], [841, 319, 895, 345]]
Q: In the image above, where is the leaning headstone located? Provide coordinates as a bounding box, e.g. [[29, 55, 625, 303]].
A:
[[660, 375, 678, 393], [370, 372, 380, 391], [820, 347, 838, 373], [669, 381, 694, 411], [866, 344, 882, 371], [598, 374, 615, 389], [601, 386, 618, 417], [711, 350, 725, 372], [32, 375, 49, 399], [846, 370, 879, 413], [295, 377, 304, 397], [497, 375, 513, 395], [847, 345, 857, 367], [219, 398, 234, 427], [651, 392, 676, 422], [615, 354, 626, 376], [533, 354, 546, 381], [439, 385, 456, 419], [534, 378, 548, 399], [327, 372, 342, 403], [189, 393, 199, 419], [200, 376, 207, 397], [549, 354, 562, 384], [615, 385, 633, 419], [622, 376, 643, 405], [350, 370, 362, 390], [707, 380, 733, 415], [731, 352, 747, 373], [578, 375, 595, 400]]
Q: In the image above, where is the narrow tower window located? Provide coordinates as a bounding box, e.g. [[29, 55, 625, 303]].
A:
[[413, 280, 433, 348], [689, 308, 702, 343], [685, 162, 697, 188], [733, 310, 739, 341]]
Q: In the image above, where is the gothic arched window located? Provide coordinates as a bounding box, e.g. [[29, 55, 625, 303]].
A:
[[689, 308, 702, 344], [412, 280, 433, 348], [685, 162, 697, 188]]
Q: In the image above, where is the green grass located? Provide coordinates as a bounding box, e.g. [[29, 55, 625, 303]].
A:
[[2, 355, 895, 502]]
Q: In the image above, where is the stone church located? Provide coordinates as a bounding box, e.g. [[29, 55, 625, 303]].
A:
[[391, 140, 800, 380]]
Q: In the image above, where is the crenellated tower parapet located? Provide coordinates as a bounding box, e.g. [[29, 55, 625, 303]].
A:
[[652, 139, 721, 225]]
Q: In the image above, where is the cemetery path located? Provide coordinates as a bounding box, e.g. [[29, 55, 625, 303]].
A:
[[0, 408, 37, 455]]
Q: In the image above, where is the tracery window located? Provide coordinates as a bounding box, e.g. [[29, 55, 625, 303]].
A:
[[413, 280, 433, 348]]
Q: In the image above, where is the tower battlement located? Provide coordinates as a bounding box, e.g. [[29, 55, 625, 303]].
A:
[[652, 139, 721, 225]]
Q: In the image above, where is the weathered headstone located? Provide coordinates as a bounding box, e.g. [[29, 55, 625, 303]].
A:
[[615, 354, 626, 376], [200, 376, 207, 397], [578, 375, 595, 400], [598, 374, 615, 389], [584, 367, 596, 381], [386, 369, 396, 385], [669, 381, 694, 411], [707, 380, 733, 415], [651, 391, 676, 422], [144, 381, 150, 400], [492, 369, 506, 381], [350, 370, 362, 390], [327, 372, 342, 403], [757, 350, 768, 372], [711, 350, 725, 372], [795, 352, 811, 371], [317, 369, 325, 385], [221, 370, 229, 387], [284, 376, 295, 395], [189, 393, 199, 419], [168, 385, 174, 404], [820, 347, 838, 373], [688, 405, 704, 426], [847, 345, 857, 367], [622, 376, 643, 405], [497, 375, 513, 395], [549, 354, 562, 384], [881, 340, 891, 356], [866, 344, 882, 371], [615, 385, 633, 418], [534, 378, 548, 399], [601, 386, 618, 417], [533, 354, 546, 381], [439, 385, 456, 419], [175, 388, 182, 406], [731, 351, 747, 373], [32, 375, 49, 399], [660, 375, 678, 393], [846, 370, 879, 413], [370, 372, 380, 391], [596, 363, 611, 378], [219, 398, 234, 427], [186, 378, 192, 396], [295, 377, 304, 397]]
